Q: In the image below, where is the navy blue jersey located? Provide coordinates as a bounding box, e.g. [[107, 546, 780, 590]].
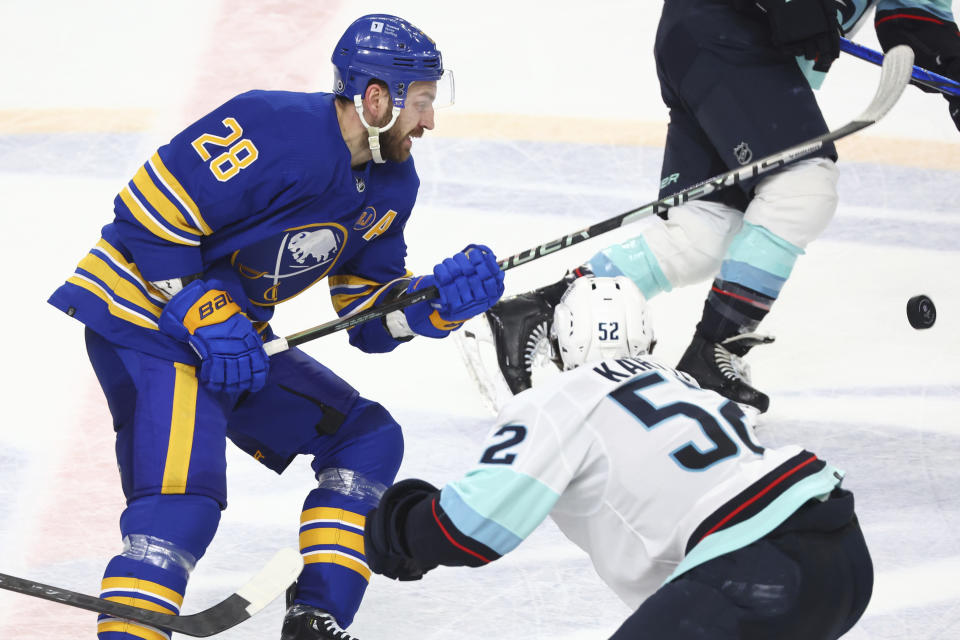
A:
[[49, 91, 419, 361]]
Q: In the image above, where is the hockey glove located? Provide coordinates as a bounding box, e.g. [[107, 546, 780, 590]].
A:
[[159, 280, 269, 394], [758, 0, 841, 72], [403, 244, 505, 338], [364, 479, 441, 581], [875, 9, 960, 132]]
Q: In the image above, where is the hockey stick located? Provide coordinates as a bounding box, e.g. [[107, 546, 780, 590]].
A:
[[0, 547, 302, 637], [840, 37, 960, 97], [263, 45, 914, 356]]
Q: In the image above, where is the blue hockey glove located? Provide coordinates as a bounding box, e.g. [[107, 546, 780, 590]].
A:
[[364, 479, 440, 581], [403, 244, 505, 338], [159, 280, 269, 394]]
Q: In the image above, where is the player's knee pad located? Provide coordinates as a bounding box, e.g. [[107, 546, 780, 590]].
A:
[[119, 494, 222, 564], [745, 157, 838, 249], [306, 399, 404, 489], [315, 467, 389, 508], [590, 200, 742, 298]]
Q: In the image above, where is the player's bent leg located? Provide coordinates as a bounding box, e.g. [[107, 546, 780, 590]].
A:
[[678, 159, 838, 412], [283, 400, 403, 639], [97, 494, 221, 640], [589, 200, 743, 299], [610, 579, 741, 640], [744, 157, 839, 249]]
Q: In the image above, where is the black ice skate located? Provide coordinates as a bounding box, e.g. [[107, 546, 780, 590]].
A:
[[676, 333, 775, 413], [485, 272, 580, 394], [281, 604, 359, 640]]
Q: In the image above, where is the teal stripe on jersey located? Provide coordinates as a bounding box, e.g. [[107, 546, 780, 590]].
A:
[[725, 222, 803, 280], [443, 468, 561, 555], [877, 0, 955, 22], [718, 261, 787, 299], [664, 464, 844, 584], [590, 234, 673, 300], [439, 486, 523, 555]]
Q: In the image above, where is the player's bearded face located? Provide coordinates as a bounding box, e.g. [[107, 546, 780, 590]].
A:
[[377, 82, 436, 163], [379, 121, 424, 163]]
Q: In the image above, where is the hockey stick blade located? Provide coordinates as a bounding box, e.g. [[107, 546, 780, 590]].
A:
[[261, 46, 912, 355], [840, 37, 960, 97], [0, 547, 303, 637]]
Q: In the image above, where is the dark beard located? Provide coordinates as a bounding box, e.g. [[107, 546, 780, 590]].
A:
[[379, 125, 417, 163]]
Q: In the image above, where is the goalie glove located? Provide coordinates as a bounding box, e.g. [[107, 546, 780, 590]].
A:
[[159, 280, 269, 394]]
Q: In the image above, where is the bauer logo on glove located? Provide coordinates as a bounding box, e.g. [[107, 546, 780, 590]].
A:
[[159, 280, 269, 394]]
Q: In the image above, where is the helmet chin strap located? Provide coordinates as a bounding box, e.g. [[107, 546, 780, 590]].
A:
[[354, 95, 401, 164]]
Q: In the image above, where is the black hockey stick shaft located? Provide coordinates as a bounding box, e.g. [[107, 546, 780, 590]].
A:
[[0, 548, 302, 637], [840, 37, 960, 97], [263, 45, 914, 355]]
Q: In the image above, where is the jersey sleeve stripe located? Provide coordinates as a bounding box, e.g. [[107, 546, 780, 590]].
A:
[[133, 165, 203, 238], [327, 274, 384, 288], [77, 254, 164, 317], [93, 239, 168, 305], [430, 498, 492, 564], [119, 185, 202, 247], [330, 286, 375, 312], [148, 152, 213, 235], [67, 275, 160, 329], [440, 477, 540, 556], [330, 274, 412, 316]]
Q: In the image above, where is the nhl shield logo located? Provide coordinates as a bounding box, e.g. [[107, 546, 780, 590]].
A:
[[355, 176, 366, 193], [733, 142, 753, 165]]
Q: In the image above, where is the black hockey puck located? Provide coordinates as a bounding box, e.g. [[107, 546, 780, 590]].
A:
[[906, 295, 936, 329]]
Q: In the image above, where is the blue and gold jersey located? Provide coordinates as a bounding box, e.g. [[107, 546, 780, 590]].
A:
[[49, 91, 419, 362]]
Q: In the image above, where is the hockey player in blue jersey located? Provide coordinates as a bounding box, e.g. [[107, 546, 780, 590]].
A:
[[473, 0, 960, 414], [364, 276, 874, 640], [48, 14, 504, 640]]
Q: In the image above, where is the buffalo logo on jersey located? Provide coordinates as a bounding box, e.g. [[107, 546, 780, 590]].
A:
[[231, 223, 348, 306], [733, 142, 753, 165]]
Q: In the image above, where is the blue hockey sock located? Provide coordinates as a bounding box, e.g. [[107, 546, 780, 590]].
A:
[[97, 495, 221, 640], [696, 223, 803, 343], [293, 483, 384, 629]]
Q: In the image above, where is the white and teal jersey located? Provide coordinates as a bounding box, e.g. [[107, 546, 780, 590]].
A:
[[838, 0, 954, 36], [875, 0, 956, 23], [440, 356, 842, 608]]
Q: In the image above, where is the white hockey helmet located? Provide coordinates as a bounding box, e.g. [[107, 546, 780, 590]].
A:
[[551, 276, 655, 370]]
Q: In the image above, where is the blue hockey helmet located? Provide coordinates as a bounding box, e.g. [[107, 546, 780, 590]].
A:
[[332, 14, 453, 110]]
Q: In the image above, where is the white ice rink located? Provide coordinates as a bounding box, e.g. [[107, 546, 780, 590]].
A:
[[1, 1, 959, 638]]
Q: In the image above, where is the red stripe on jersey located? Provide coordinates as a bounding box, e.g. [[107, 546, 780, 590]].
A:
[[875, 12, 945, 27], [698, 454, 820, 542], [431, 498, 492, 564], [710, 286, 772, 311]]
